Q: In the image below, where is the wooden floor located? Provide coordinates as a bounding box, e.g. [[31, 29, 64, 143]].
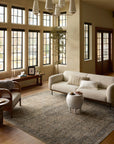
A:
[[0, 73, 114, 144], [100, 131, 114, 144], [0, 82, 48, 144]]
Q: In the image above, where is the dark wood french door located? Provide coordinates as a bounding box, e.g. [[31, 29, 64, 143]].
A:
[[95, 28, 113, 75]]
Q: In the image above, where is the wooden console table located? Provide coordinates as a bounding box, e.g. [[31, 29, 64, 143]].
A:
[[12, 74, 44, 88]]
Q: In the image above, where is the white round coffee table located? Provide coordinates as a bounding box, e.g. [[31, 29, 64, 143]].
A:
[[66, 92, 84, 114]]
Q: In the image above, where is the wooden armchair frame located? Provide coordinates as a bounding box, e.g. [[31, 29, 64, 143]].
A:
[[0, 81, 21, 117]]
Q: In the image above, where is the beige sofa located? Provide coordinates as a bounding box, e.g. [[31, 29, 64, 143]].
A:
[[48, 71, 114, 107]]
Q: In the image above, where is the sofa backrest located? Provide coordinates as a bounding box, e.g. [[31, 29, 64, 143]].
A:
[[63, 71, 88, 81], [87, 74, 114, 89]]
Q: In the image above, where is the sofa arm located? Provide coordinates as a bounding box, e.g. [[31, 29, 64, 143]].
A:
[[106, 83, 114, 105], [48, 73, 64, 89]]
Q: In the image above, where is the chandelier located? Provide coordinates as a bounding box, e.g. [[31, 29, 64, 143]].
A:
[[33, 0, 76, 16]]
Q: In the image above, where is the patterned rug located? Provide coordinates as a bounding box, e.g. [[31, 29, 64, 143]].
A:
[[4, 91, 114, 144]]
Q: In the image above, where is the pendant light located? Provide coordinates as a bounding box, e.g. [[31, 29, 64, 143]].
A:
[[58, 0, 65, 8], [33, 0, 39, 15], [45, 0, 54, 11], [54, 4, 60, 17], [69, 0, 76, 14]]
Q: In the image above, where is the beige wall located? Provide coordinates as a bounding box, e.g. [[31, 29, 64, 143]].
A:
[[0, 0, 54, 81], [58, 0, 81, 73], [80, 1, 114, 74]]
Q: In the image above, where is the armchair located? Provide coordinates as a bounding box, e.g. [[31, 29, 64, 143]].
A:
[[0, 81, 21, 117]]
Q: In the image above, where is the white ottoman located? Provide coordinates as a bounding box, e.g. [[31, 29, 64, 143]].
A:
[[66, 92, 84, 114]]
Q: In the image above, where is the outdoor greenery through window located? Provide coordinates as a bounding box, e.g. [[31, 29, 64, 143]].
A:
[[0, 4, 7, 23], [43, 32, 51, 65], [84, 23, 92, 60], [58, 32, 66, 64], [58, 12, 67, 27], [43, 12, 53, 27], [28, 31, 40, 66], [0, 29, 7, 71], [11, 6, 25, 24], [11, 30, 25, 69], [28, 9, 40, 26]]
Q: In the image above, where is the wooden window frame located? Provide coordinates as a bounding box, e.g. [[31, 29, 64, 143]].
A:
[[11, 6, 25, 24], [84, 22, 92, 60], [28, 9, 40, 26], [43, 12, 53, 27], [0, 28, 7, 71], [11, 29, 25, 70], [28, 30, 40, 66], [0, 4, 7, 23], [58, 12, 67, 27], [43, 31, 51, 65], [58, 31, 66, 65]]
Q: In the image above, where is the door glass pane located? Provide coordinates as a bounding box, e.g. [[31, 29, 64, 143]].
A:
[[103, 33, 109, 61], [97, 32, 102, 62]]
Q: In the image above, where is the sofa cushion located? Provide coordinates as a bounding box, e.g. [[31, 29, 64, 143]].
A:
[[79, 80, 98, 90], [67, 75, 89, 86], [87, 74, 114, 89], [77, 88, 106, 102], [63, 71, 88, 82], [52, 82, 79, 93]]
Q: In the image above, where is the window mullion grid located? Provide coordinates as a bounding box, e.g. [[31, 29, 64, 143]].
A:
[[21, 32, 23, 68], [49, 33, 51, 64], [88, 24, 89, 59], [3, 6, 5, 23], [36, 32, 38, 66], [3, 30, 5, 71], [16, 31, 18, 69]]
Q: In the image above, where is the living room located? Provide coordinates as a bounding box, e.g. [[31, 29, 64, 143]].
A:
[[0, 0, 114, 144]]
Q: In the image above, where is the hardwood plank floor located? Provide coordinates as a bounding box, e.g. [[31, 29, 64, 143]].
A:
[[100, 131, 114, 144], [0, 82, 48, 144]]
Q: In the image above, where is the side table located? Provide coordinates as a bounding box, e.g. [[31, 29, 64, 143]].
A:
[[0, 98, 9, 125], [66, 92, 84, 114]]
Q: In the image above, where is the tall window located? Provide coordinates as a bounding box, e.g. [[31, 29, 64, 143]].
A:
[[58, 12, 67, 27], [84, 23, 92, 60], [58, 33, 66, 64], [11, 30, 25, 69], [28, 10, 40, 26], [0, 4, 7, 23], [28, 31, 40, 66], [43, 32, 51, 65], [0, 29, 7, 71], [11, 6, 25, 24], [43, 12, 53, 27]]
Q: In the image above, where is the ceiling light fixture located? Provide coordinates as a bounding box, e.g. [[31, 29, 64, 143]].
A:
[[33, 0, 76, 16]]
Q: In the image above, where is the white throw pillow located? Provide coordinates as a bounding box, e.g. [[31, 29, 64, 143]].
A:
[[67, 75, 89, 86], [79, 80, 98, 89]]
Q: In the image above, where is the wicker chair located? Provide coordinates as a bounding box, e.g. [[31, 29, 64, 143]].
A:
[[0, 81, 21, 117]]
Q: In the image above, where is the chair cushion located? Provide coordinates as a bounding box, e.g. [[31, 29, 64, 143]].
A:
[[12, 92, 21, 107], [52, 82, 79, 93], [0, 80, 14, 90]]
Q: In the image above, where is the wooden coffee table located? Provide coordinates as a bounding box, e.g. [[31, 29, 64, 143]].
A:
[[0, 98, 9, 125]]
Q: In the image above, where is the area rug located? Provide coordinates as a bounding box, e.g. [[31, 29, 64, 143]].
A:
[[4, 91, 114, 144]]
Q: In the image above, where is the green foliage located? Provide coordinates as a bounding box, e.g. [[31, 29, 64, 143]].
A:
[[50, 26, 65, 40]]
